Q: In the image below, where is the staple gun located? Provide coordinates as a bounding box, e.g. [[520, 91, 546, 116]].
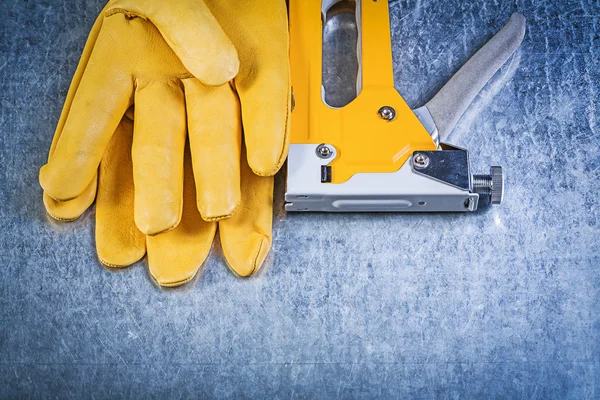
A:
[[285, 0, 526, 212]]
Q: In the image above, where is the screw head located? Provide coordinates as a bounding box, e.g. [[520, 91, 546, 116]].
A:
[[378, 106, 396, 122], [316, 144, 333, 159], [413, 153, 430, 169]]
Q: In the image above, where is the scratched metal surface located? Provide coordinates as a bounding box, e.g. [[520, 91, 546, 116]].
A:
[[1, 0, 599, 398]]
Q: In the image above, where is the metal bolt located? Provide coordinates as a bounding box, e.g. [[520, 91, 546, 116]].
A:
[[316, 144, 333, 159], [473, 166, 504, 205], [413, 153, 430, 169], [378, 106, 396, 122]]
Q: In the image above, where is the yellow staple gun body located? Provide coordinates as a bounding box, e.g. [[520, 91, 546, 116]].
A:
[[285, 0, 526, 212], [289, 0, 437, 184]]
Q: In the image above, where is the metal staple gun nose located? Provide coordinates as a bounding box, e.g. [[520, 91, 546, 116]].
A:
[[285, 0, 526, 212]]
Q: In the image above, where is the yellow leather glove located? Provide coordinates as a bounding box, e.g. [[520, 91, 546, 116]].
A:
[[40, 0, 290, 236], [47, 107, 272, 286], [40, 0, 289, 285]]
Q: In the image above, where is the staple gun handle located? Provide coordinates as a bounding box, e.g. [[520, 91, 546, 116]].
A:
[[425, 13, 526, 138]]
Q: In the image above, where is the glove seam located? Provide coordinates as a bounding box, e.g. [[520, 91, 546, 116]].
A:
[[145, 223, 179, 237], [45, 211, 79, 222], [98, 255, 142, 269], [250, 236, 266, 276], [155, 275, 195, 288], [201, 199, 240, 222]]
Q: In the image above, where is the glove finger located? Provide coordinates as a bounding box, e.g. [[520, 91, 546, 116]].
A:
[[96, 112, 146, 268], [219, 146, 274, 277], [183, 79, 241, 221], [147, 142, 217, 287], [107, 0, 239, 86], [238, 69, 291, 177], [43, 180, 98, 222], [47, 4, 109, 161], [204, 0, 291, 176], [132, 80, 187, 236], [39, 19, 134, 202], [41, 6, 110, 221]]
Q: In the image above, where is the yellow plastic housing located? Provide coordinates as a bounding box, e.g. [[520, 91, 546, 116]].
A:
[[289, 0, 437, 184]]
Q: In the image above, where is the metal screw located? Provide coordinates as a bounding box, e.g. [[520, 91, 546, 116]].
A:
[[413, 153, 430, 169], [378, 106, 396, 122], [316, 144, 333, 159], [473, 166, 504, 205]]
